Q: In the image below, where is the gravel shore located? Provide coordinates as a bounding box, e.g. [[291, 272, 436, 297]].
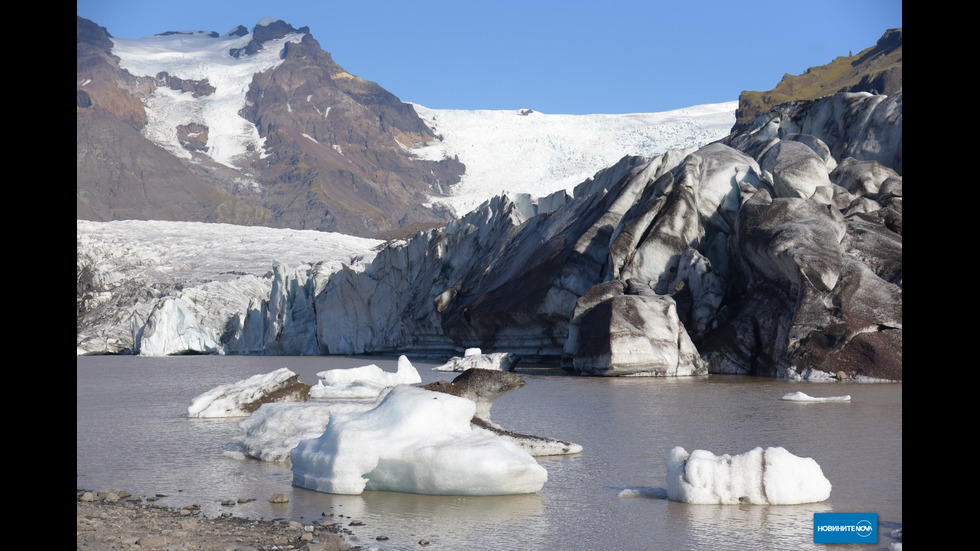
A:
[[76, 488, 354, 551]]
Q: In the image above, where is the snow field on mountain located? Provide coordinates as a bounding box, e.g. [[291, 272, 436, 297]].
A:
[[111, 27, 305, 167], [411, 102, 737, 215], [107, 23, 736, 216]]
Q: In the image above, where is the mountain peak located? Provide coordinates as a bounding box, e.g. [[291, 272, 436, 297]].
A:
[[226, 25, 249, 38], [229, 19, 307, 58], [77, 16, 464, 237]]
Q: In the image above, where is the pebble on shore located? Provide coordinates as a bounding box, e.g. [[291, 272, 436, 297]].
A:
[[76, 488, 352, 551]]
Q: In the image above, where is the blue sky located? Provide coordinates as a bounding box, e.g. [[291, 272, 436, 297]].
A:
[[77, 0, 902, 115]]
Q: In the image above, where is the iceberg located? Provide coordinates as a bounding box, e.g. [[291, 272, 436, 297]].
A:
[[310, 355, 421, 399], [432, 348, 519, 372], [780, 391, 851, 402], [187, 368, 310, 418], [235, 398, 384, 462], [666, 446, 831, 505], [290, 385, 548, 495]]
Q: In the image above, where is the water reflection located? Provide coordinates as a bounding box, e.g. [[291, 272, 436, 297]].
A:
[[666, 501, 835, 551]]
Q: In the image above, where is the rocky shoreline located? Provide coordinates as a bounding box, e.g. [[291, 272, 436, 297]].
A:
[[76, 488, 355, 551]]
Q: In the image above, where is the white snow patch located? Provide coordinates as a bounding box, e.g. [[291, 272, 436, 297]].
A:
[[111, 27, 306, 168]]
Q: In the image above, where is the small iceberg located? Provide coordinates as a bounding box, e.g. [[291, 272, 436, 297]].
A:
[[666, 446, 832, 505], [187, 367, 310, 418], [290, 385, 548, 495], [433, 348, 518, 372], [780, 391, 851, 402], [310, 355, 421, 399]]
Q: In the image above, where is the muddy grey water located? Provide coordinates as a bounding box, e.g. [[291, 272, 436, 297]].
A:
[[76, 355, 902, 550]]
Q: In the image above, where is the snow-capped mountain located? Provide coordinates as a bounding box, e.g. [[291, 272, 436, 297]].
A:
[[77, 16, 463, 238], [77, 16, 734, 237]]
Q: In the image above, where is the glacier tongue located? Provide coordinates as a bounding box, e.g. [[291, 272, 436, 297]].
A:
[[77, 91, 901, 381]]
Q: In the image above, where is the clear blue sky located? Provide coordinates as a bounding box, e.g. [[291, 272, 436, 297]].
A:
[[77, 0, 902, 114]]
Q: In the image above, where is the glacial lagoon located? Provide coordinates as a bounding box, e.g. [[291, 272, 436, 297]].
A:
[[77, 355, 902, 550]]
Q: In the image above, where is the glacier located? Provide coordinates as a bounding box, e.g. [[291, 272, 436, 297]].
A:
[[77, 91, 901, 382]]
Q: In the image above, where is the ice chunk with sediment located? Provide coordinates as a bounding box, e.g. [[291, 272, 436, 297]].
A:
[[665, 446, 831, 504], [290, 385, 548, 495], [187, 367, 309, 418]]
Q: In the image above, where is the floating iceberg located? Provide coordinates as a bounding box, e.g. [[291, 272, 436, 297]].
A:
[[666, 446, 831, 505], [780, 391, 851, 402], [432, 348, 518, 372], [290, 385, 548, 495], [235, 397, 384, 462], [310, 355, 421, 399], [187, 367, 310, 418]]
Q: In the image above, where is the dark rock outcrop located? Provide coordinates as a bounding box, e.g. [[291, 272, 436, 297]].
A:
[[76, 17, 246, 225], [567, 283, 708, 376]]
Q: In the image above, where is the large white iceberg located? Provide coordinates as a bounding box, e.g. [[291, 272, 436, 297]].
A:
[[187, 367, 309, 418], [234, 398, 383, 462], [310, 355, 421, 399], [666, 446, 832, 505], [290, 385, 548, 495]]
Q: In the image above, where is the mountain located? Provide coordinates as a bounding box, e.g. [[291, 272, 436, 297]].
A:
[[77, 16, 464, 238], [77, 16, 737, 238], [733, 28, 902, 132]]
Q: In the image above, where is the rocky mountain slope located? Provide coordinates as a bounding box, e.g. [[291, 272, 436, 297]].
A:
[[77, 16, 464, 238], [733, 28, 902, 132], [77, 15, 738, 239]]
